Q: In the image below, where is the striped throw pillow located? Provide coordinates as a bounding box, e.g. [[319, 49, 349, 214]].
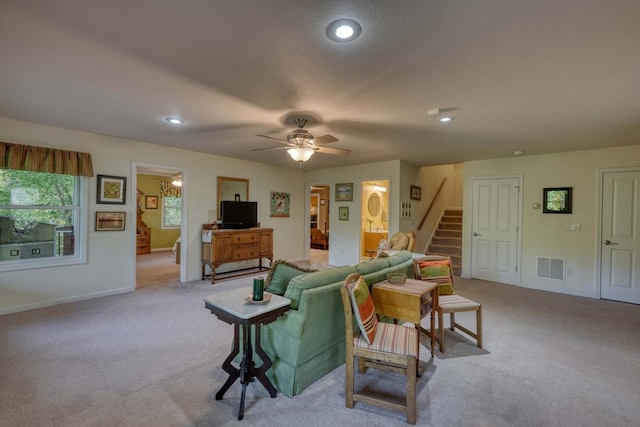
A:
[[417, 259, 455, 295], [349, 276, 378, 345]]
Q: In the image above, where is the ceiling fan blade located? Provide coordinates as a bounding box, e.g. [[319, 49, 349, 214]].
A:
[[312, 135, 339, 145], [256, 134, 292, 145], [314, 146, 351, 156], [250, 146, 288, 152]]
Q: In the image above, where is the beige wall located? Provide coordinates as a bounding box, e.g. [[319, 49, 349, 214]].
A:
[[463, 145, 640, 298], [0, 116, 305, 314]]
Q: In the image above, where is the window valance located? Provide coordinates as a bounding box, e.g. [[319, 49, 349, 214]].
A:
[[160, 181, 181, 198], [0, 141, 94, 177]]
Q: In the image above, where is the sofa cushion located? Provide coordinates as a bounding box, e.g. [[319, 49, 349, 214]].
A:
[[354, 257, 390, 275], [285, 265, 356, 309], [349, 275, 378, 345], [416, 259, 455, 295], [265, 259, 316, 296], [385, 250, 413, 267]]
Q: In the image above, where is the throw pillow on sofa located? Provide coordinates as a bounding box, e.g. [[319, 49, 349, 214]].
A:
[[265, 259, 316, 296], [349, 275, 378, 345]]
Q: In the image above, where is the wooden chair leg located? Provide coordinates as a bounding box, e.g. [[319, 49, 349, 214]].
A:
[[345, 355, 354, 408], [476, 306, 483, 348], [438, 309, 445, 352], [450, 312, 455, 331], [406, 356, 417, 425]]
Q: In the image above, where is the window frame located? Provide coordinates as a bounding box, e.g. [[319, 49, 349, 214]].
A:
[[161, 195, 181, 229], [0, 174, 88, 272]]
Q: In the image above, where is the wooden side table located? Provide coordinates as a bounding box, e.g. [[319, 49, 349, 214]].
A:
[[372, 278, 438, 360], [204, 287, 290, 420]]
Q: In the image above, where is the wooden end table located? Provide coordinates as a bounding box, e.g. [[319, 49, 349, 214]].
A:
[[204, 287, 290, 420], [372, 278, 438, 360]]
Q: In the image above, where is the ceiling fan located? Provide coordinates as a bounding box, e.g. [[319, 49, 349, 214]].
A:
[[252, 118, 351, 162]]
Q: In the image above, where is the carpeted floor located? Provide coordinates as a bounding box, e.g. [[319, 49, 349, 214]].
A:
[[2, 258, 639, 426]]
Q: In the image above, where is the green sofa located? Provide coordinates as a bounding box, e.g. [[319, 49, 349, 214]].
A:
[[259, 250, 416, 397]]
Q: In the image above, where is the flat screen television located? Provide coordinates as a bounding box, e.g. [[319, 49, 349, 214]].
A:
[[220, 200, 258, 229]]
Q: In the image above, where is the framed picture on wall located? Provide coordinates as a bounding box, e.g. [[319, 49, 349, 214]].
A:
[[335, 183, 353, 201], [145, 195, 158, 209], [410, 185, 422, 200], [339, 206, 349, 220], [97, 175, 127, 205], [95, 211, 126, 231], [543, 187, 573, 213]]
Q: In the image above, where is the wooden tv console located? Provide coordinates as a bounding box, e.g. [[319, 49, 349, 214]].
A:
[[201, 227, 273, 283]]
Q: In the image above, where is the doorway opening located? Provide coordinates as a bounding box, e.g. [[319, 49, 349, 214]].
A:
[[134, 164, 186, 289], [309, 185, 330, 266], [361, 180, 389, 258]]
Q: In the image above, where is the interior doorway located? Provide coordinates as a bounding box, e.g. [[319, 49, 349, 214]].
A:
[[133, 164, 186, 289], [310, 186, 330, 250], [360, 180, 389, 258]]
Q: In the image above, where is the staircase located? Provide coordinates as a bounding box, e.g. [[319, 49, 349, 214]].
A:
[[426, 209, 462, 275]]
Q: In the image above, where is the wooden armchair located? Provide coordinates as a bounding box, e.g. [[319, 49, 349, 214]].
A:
[[310, 227, 328, 249], [340, 273, 419, 424]]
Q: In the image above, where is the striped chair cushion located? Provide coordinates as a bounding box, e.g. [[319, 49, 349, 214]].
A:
[[354, 322, 418, 357], [416, 259, 455, 295], [349, 276, 378, 345], [439, 294, 480, 310]]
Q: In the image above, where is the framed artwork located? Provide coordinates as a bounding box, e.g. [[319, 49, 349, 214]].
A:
[[339, 206, 349, 221], [145, 195, 158, 209], [410, 185, 422, 201], [95, 211, 126, 231], [543, 187, 573, 214], [97, 175, 127, 205], [335, 183, 353, 201], [270, 191, 290, 217]]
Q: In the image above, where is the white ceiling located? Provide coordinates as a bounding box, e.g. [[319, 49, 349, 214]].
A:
[[1, 1, 639, 170]]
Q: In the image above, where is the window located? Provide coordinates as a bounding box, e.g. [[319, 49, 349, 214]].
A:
[[162, 196, 181, 229], [0, 169, 86, 270]]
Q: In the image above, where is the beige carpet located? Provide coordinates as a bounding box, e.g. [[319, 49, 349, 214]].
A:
[[2, 265, 639, 426], [136, 250, 180, 289]]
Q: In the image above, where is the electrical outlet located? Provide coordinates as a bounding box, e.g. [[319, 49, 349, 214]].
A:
[[566, 267, 573, 276]]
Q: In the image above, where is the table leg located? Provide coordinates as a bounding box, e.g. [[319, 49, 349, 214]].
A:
[[216, 324, 241, 400], [252, 324, 278, 398], [237, 323, 255, 420]]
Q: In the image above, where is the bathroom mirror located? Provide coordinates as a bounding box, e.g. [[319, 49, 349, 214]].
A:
[[367, 193, 381, 217], [216, 176, 249, 218]]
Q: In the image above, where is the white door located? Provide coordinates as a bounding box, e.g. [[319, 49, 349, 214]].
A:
[[600, 170, 640, 304], [471, 177, 520, 284]]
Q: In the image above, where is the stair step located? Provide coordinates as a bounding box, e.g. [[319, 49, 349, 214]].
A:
[[431, 236, 462, 246], [444, 209, 463, 216], [441, 216, 463, 223], [428, 244, 461, 255], [439, 222, 462, 230], [436, 229, 462, 238]]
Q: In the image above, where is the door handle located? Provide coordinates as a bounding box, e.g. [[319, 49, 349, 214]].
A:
[[473, 233, 481, 237], [604, 240, 617, 245]]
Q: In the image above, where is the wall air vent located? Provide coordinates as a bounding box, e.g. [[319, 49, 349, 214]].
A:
[[536, 257, 565, 281]]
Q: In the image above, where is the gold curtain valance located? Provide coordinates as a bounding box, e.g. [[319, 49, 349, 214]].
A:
[[160, 181, 182, 198], [0, 141, 94, 177]]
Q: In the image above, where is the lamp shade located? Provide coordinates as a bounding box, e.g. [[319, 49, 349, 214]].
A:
[[288, 147, 314, 162]]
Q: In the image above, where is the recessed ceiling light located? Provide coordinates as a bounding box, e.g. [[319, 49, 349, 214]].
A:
[[165, 117, 184, 125], [513, 150, 524, 156], [326, 19, 362, 42], [439, 116, 455, 123]]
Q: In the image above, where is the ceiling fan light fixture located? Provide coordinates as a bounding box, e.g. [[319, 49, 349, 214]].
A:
[[326, 19, 361, 42], [288, 147, 314, 162], [171, 173, 182, 186]]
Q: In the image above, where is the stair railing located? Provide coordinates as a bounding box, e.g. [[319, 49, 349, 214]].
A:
[[417, 177, 447, 230]]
